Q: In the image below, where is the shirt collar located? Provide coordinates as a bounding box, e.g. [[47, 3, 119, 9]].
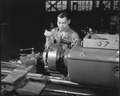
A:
[[58, 26, 70, 32]]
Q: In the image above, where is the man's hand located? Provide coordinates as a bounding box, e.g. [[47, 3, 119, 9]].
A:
[[44, 30, 51, 37], [61, 31, 66, 38]]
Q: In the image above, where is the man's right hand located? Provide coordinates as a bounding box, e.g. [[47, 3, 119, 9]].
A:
[[44, 30, 51, 37]]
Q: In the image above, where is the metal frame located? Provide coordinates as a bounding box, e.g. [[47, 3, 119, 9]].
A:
[[45, 0, 120, 12]]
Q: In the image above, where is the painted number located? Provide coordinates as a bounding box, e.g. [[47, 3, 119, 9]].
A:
[[97, 41, 110, 47]]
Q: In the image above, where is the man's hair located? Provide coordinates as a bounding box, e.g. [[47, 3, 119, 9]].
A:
[[58, 11, 71, 20]]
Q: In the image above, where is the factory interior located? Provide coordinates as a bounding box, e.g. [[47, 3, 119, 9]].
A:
[[1, 0, 119, 96]]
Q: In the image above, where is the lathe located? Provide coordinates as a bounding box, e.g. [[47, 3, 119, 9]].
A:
[[1, 32, 119, 96], [42, 44, 119, 88]]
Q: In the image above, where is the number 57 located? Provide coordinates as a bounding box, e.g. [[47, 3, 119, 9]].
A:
[[97, 41, 110, 47]]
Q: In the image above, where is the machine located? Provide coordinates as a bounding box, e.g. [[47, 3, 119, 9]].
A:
[[1, 32, 119, 96], [41, 33, 119, 89]]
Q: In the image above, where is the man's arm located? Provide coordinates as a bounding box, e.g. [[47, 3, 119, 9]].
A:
[[71, 32, 81, 47], [44, 30, 54, 49], [44, 28, 57, 49], [45, 37, 53, 49]]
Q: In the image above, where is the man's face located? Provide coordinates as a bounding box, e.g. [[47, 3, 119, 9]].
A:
[[57, 17, 70, 31]]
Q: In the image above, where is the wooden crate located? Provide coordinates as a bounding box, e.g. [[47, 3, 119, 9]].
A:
[[83, 34, 119, 49]]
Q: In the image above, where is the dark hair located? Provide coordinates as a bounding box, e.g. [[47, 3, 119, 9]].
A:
[[58, 11, 71, 20]]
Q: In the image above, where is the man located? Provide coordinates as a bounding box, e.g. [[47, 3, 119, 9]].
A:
[[44, 11, 80, 51]]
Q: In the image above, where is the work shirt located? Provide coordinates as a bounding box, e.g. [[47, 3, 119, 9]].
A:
[[45, 26, 80, 50]]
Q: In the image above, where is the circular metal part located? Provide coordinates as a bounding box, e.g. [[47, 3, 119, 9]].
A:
[[42, 51, 48, 67], [47, 44, 63, 71]]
